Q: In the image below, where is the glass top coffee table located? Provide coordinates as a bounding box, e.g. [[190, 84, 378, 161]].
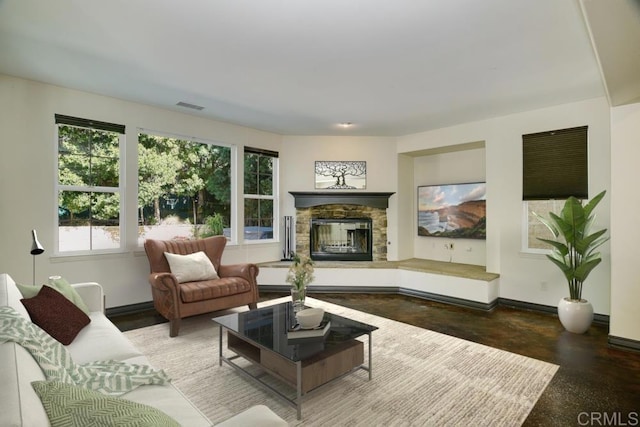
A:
[[212, 301, 377, 420]]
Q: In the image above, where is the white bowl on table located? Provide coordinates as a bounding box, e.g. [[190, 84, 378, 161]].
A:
[[295, 308, 325, 329]]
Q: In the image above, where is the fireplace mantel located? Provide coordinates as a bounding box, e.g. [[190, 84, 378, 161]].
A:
[[289, 191, 395, 209]]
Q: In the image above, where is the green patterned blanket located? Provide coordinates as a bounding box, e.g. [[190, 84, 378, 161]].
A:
[[0, 306, 170, 395]]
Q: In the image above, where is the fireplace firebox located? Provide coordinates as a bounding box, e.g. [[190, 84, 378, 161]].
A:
[[310, 218, 372, 261]]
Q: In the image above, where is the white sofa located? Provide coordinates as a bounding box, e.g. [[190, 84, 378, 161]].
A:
[[0, 273, 287, 427]]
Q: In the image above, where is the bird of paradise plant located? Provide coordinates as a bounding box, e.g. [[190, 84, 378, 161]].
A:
[[533, 190, 609, 301]]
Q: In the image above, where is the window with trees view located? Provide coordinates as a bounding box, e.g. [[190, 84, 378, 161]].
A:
[[56, 116, 276, 253], [524, 199, 567, 251], [137, 132, 232, 244], [244, 147, 278, 241], [56, 115, 124, 253]]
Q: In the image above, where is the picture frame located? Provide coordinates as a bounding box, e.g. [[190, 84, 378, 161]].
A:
[[417, 182, 486, 239], [314, 161, 366, 190]]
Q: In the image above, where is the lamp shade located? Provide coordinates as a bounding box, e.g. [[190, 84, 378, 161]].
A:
[[30, 229, 44, 255]]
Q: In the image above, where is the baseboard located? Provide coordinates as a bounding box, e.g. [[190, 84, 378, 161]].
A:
[[608, 335, 640, 353], [108, 288, 640, 353], [399, 287, 499, 311], [498, 298, 610, 326], [106, 301, 155, 317], [498, 297, 558, 315], [107, 288, 609, 327], [259, 285, 498, 311], [260, 284, 400, 294]]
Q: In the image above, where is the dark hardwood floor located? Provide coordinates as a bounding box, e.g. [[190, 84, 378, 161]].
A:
[[110, 292, 640, 426]]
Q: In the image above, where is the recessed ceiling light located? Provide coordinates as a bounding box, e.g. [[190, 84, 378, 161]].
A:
[[338, 122, 353, 128]]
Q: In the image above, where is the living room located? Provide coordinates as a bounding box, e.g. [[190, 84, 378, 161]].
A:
[[2, 73, 619, 316], [1, 0, 640, 424]]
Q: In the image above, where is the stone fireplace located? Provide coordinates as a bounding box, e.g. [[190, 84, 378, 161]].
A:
[[289, 192, 394, 262]]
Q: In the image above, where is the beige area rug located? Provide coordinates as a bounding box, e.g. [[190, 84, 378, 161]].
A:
[[123, 297, 558, 426]]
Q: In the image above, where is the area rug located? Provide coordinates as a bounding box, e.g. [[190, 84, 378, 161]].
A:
[[123, 297, 558, 426]]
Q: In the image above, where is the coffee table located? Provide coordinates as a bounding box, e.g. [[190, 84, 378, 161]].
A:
[[212, 301, 377, 419]]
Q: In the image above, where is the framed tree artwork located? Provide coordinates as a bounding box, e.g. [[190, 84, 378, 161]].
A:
[[314, 161, 366, 189]]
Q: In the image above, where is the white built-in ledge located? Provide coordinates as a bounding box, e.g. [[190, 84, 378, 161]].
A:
[[258, 259, 500, 311]]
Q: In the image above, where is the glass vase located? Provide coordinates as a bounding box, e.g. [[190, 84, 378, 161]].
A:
[[291, 286, 306, 312]]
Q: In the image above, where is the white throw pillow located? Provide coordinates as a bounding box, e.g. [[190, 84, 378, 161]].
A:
[[163, 251, 219, 283]]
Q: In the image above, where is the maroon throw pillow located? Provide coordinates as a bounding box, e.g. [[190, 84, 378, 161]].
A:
[[21, 285, 91, 345]]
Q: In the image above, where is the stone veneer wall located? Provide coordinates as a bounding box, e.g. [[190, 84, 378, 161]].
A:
[[295, 204, 388, 261]]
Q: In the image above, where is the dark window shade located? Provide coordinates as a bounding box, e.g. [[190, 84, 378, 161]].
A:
[[244, 146, 279, 158], [55, 114, 125, 134], [522, 126, 588, 200]]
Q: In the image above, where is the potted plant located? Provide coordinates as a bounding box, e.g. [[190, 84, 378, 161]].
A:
[[534, 190, 609, 333], [285, 253, 315, 312]]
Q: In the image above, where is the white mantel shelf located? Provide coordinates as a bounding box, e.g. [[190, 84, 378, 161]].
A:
[[289, 191, 395, 209]]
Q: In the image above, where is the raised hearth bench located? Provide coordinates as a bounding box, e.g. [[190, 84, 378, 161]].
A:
[[258, 258, 500, 311]]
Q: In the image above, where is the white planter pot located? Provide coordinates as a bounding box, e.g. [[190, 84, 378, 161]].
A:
[[557, 297, 594, 334]]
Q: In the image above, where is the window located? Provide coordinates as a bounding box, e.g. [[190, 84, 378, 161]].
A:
[[243, 147, 278, 241], [523, 199, 567, 252], [137, 131, 233, 243], [56, 115, 124, 253], [522, 125, 588, 251]]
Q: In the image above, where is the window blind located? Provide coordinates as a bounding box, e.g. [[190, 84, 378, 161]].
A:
[[522, 126, 588, 200], [244, 146, 279, 158], [55, 114, 125, 134]]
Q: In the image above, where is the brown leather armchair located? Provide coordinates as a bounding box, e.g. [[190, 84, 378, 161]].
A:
[[144, 236, 259, 337]]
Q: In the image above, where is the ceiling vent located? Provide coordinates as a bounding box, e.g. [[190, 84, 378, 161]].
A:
[[176, 101, 204, 111]]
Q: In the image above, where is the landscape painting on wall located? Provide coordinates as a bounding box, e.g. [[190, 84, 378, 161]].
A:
[[417, 182, 486, 239]]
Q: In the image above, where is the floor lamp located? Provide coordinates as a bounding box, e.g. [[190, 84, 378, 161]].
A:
[[30, 229, 44, 285]]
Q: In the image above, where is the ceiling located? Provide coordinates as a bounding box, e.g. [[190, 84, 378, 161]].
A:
[[0, 0, 637, 137]]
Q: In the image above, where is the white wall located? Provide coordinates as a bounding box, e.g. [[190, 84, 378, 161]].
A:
[[610, 102, 640, 342], [395, 154, 414, 260], [397, 97, 612, 315], [279, 135, 399, 258], [0, 75, 282, 308]]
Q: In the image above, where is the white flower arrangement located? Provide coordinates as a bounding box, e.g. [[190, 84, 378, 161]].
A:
[[285, 253, 315, 291]]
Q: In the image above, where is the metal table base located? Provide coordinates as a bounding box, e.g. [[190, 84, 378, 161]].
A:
[[218, 325, 373, 420]]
